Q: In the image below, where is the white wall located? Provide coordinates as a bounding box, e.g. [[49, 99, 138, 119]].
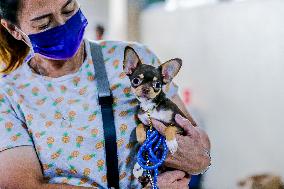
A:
[[78, 0, 139, 41], [108, 0, 128, 41], [141, 0, 284, 188], [78, 0, 109, 40]]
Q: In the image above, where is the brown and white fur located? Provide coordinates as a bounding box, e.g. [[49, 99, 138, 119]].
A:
[[238, 174, 284, 189], [123, 46, 187, 154]]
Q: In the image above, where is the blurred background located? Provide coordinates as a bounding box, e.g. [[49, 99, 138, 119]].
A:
[[78, 0, 284, 188]]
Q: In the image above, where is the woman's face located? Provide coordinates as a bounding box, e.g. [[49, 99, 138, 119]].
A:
[[19, 0, 80, 35], [0, 0, 80, 45]]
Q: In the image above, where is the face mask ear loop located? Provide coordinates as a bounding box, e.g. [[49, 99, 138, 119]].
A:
[[15, 27, 35, 59]]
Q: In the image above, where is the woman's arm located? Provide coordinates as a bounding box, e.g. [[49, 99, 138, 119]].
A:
[[152, 94, 211, 175], [0, 146, 93, 189]]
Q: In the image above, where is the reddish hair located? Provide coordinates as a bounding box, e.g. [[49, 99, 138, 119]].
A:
[[0, 0, 29, 74]]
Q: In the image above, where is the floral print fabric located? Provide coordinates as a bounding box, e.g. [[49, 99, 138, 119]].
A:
[[0, 39, 178, 188]]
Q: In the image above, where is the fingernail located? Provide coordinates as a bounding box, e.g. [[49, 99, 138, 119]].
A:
[[175, 114, 181, 119], [176, 114, 185, 120], [151, 119, 158, 124]]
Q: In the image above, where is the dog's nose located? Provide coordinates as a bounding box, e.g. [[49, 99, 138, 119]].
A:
[[142, 88, 150, 94]]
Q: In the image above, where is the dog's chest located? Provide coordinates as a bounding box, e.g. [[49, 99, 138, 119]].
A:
[[138, 108, 173, 125]]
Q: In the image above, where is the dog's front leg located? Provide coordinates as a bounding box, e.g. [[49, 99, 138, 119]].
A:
[[165, 126, 178, 154], [136, 123, 146, 144]]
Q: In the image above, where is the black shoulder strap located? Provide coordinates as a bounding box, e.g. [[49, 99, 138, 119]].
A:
[[89, 41, 120, 189]]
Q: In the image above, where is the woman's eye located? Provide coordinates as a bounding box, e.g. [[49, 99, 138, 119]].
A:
[[153, 81, 162, 89], [63, 9, 74, 16], [132, 78, 142, 86], [38, 23, 50, 30], [63, 1, 76, 15]]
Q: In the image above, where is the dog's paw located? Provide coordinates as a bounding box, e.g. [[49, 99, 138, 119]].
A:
[[136, 124, 146, 144], [166, 138, 178, 154], [137, 134, 146, 144], [133, 163, 143, 179]]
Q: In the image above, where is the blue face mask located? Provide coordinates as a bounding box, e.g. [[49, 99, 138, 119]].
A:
[[27, 8, 88, 60]]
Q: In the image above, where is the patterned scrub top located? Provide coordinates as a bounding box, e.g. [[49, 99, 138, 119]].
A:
[[0, 39, 178, 188]]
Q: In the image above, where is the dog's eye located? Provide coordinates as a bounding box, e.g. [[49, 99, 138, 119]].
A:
[[132, 78, 142, 86], [153, 81, 162, 89]]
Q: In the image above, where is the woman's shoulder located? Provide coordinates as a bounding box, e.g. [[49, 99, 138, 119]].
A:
[[85, 39, 161, 65], [0, 74, 14, 89], [86, 39, 157, 55], [0, 75, 13, 102], [86, 38, 148, 48], [0, 65, 27, 92]]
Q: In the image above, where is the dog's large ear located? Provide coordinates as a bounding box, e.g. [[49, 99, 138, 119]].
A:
[[160, 58, 182, 83], [123, 46, 141, 76]]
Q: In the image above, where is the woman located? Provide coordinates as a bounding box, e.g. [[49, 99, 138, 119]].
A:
[[0, 0, 211, 188]]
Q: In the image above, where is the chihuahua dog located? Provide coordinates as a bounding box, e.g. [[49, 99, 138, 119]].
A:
[[123, 46, 193, 154]]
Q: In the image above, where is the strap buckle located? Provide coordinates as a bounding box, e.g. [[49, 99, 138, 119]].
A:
[[98, 94, 113, 107]]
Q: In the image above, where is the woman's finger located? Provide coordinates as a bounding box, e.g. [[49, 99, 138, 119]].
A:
[[173, 177, 191, 188], [151, 119, 167, 136], [175, 114, 197, 137], [158, 170, 186, 183]]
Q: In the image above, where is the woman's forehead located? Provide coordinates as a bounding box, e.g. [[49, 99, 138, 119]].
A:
[[20, 0, 76, 19]]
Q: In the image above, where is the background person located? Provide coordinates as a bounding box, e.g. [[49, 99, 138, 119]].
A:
[[95, 24, 105, 40]]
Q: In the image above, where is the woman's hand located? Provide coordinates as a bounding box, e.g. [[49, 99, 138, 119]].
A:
[[143, 170, 190, 189], [152, 114, 211, 175]]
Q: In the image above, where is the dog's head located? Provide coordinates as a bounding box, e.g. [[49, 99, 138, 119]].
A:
[[123, 46, 182, 101]]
